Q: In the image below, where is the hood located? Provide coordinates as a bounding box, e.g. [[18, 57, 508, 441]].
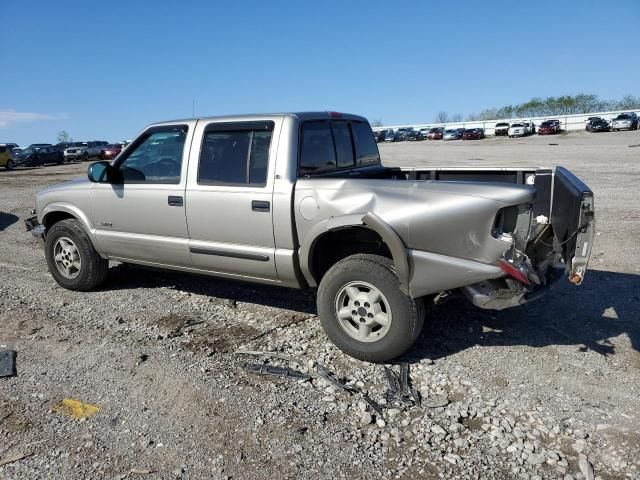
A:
[[37, 177, 91, 196]]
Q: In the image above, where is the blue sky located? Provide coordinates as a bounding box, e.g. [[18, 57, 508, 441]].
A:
[[1, 0, 638, 145]]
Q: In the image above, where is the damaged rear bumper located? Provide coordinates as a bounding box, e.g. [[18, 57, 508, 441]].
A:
[[461, 266, 564, 310]]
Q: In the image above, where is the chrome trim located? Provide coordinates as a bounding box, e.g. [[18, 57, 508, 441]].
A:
[[189, 246, 270, 262]]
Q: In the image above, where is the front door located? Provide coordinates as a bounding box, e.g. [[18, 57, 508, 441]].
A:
[[90, 124, 194, 267], [185, 120, 278, 281]]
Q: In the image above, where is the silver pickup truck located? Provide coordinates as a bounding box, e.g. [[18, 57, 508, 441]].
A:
[[25, 112, 595, 362]]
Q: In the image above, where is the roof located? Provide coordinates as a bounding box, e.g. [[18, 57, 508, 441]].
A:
[[147, 111, 368, 128]]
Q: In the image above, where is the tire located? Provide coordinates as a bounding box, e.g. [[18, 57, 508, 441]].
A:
[[44, 219, 109, 291], [5, 159, 13, 170], [83, 152, 89, 161], [317, 254, 424, 363]]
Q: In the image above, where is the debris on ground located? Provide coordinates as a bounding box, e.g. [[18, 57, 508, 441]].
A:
[[52, 398, 100, 420], [383, 363, 420, 407], [316, 363, 358, 395], [0, 452, 32, 467], [243, 363, 311, 381], [129, 468, 155, 475], [0, 349, 17, 378]]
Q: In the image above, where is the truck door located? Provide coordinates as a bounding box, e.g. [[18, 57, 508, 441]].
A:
[[185, 120, 279, 281], [90, 124, 193, 267]]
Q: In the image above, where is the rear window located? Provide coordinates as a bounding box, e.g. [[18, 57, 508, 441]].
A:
[[299, 120, 380, 176]]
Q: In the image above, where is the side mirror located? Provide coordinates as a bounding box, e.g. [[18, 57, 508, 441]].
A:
[[87, 161, 112, 183]]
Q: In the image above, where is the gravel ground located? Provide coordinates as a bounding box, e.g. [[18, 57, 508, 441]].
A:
[[1, 130, 639, 480]]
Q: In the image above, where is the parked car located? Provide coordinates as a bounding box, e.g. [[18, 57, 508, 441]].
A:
[[64, 141, 109, 161], [508, 123, 529, 138], [28, 143, 52, 149], [406, 129, 424, 141], [2, 142, 20, 150], [426, 127, 444, 140], [394, 128, 413, 141], [494, 122, 510, 136], [538, 120, 561, 135], [55, 142, 73, 151], [419, 128, 430, 139], [586, 118, 610, 133], [14, 146, 63, 167], [384, 130, 396, 142], [523, 121, 535, 134], [26, 112, 595, 362], [462, 128, 485, 140], [443, 129, 463, 141], [99, 144, 124, 160], [372, 130, 386, 143], [0, 144, 15, 170], [611, 112, 638, 131]]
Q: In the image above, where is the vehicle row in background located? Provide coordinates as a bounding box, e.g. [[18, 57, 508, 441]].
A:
[[373, 111, 639, 142]]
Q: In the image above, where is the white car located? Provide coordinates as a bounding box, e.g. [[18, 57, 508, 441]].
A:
[[508, 122, 529, 138]]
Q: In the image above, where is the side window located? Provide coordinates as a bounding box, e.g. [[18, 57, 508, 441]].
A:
[[351, 122, 380, 166], [299, 122, 336, 174], [198, 124, 273, 186], [117, 126, 187, 184], [331, 122, 354, 168]]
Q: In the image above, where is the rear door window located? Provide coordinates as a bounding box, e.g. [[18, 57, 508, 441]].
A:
[[198, 122, 273, 186], [351, 122, 380, 166], [331, 122, 354, 169]]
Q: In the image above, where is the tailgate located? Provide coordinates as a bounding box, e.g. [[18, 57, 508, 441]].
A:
[[550, 167, 595, 284]]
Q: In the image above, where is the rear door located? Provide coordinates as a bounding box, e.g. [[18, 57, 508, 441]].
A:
[[90, 124, 194, 266], [185, 119, 279, 281]]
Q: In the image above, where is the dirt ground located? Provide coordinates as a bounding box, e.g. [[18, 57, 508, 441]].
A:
[[1, 130, 639, 480]]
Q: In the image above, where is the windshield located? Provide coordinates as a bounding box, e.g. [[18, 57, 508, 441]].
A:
[[70, 142, 88, 147], [511, 124, 523, 128], [541, 121, 553, 127], [20, 148, 33, 155], [617, 114, 631, 119], [496, 123, 508, 127], [444, 130, 457, 134]]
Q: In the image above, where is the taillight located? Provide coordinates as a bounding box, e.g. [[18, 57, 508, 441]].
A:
[[328, 111, 343, 118], [498, 259, 530, 285]]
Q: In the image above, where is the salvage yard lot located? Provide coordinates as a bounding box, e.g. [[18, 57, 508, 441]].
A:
[[1, 130, 639, 479]]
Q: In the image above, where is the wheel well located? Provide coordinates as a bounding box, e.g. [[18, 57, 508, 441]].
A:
[[310, 227, 392, 284], [43, 211, 76, 229]]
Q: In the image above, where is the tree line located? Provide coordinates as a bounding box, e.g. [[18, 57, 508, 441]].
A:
[[462, 94, 640, 122]]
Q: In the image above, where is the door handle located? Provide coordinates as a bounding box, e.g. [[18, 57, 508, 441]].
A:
[[251, 200, 270, 212], [168, 195, 183, 207]]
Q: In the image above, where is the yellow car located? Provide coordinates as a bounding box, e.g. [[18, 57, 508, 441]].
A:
[[0, 144, 15, 170]]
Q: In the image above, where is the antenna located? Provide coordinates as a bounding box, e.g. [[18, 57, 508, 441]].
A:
[[192, 99, 195, 117]]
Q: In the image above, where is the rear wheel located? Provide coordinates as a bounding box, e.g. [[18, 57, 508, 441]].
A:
[[45, 219, 109, 291], [83, 151, 89, 161], [5, 159, 13, 170], [317, 254, 424, 362]]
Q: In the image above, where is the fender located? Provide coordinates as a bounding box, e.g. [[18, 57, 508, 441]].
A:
[[299, 211, 410, 294], [40, 202, 105, 255]]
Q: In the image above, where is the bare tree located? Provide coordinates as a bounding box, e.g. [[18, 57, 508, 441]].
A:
[[57, 130, 72, 143], [451, 113, 463, 122], [434, 111, 449, 123], [370, 119, 383, 127]]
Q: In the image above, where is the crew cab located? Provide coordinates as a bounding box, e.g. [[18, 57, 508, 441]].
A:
[[26, 112, 595, 362]]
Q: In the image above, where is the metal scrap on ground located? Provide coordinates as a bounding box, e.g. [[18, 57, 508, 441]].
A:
[[243, 363, 312, 381], [384, 363, 421, 408], [316, 363, 359, 395], [0, 350, 17, 378]]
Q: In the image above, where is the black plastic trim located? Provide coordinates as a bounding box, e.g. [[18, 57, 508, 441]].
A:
[[189, 246, 270, 262]]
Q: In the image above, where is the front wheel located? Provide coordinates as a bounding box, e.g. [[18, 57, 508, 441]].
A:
[[317, 254, 424, 362], [5, 159, 14, 170], [83, 152, 89, 161], [45, 219, 109, 291]]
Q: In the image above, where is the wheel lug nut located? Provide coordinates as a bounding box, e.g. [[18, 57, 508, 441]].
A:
[[354, 301, 360, 306], [359, 318, 365, 323], [367, 313, 373, 318], [364, 302, 370, 308]]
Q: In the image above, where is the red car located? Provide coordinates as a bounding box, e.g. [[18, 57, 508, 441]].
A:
[[99, 144, 123, 160], [462, 128, 485, 140], [538, 120, 561, 135], [426, 127, 444, 140]]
